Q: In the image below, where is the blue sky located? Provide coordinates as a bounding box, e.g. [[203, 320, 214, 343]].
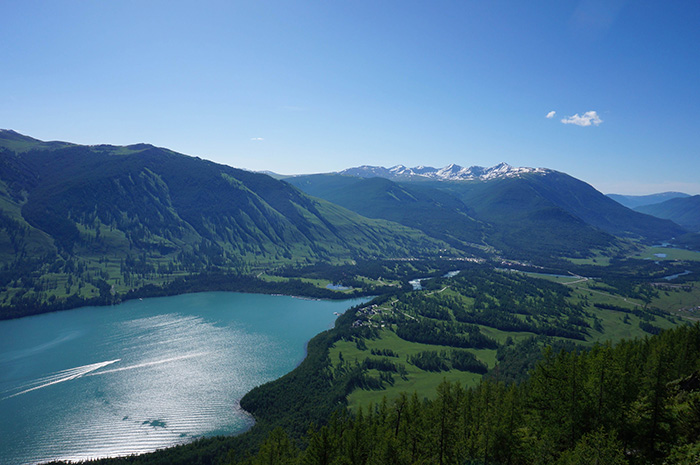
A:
[[1, 1, 699, 194]]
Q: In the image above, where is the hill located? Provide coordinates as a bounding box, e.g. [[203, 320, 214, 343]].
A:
[[635, 195, 700, 232], [0, 131, 450, 318]]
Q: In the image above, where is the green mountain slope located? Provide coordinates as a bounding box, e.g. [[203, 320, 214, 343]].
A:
[[285, 174, 486, 252], [290, 169, 686, 260], [422, 171, 686, 259], [425, 176, 616, 258], [635, 195, 700, 232], [440, 171, 685, 240], [0, 131, 450, 317]]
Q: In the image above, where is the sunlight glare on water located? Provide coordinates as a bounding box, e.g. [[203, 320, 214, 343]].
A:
[[0, 292, 366, 465]]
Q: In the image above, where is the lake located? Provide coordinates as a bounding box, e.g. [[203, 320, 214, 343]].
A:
[[0, 292, 367, 465]]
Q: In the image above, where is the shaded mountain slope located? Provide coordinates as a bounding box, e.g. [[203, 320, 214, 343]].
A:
[[423, 171, 684, 240], [285, 174, 486, 251], [430, 175, 618, 258], [504, 171, 685, 240], [290, 168, 686, 260]]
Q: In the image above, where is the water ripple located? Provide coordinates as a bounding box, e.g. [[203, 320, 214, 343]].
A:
[[0, 292, 367, 465]]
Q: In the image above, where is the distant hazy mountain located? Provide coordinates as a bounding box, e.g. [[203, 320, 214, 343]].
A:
[[340, 162, 548, 182], [607, 192, 690, 209], [256, 170, 291, 180], [290, 165, 687, 259], [635, 195, 700, 232]]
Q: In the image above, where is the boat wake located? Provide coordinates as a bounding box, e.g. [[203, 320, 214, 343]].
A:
[[2, 353, 209, 401], [86, 353, 207, 376], [2, 359, 121, 400]]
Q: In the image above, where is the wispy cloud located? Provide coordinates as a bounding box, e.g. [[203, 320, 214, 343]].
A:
[[546, 111, 556, 119], [561, 111, 603, 127], [250, 137, 264, 141]]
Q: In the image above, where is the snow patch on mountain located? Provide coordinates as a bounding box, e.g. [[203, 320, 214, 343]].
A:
[[339, 162, 549, 181]]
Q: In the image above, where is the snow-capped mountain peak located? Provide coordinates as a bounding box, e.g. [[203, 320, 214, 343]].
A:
[[338, 163, 548, 181]]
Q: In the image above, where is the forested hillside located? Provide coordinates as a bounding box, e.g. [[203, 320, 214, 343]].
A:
[[0, 131, 451, 318], [238, 323, 700, 465]]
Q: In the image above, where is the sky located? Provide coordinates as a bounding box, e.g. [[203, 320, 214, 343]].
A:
[[1, 1, 699, 195]]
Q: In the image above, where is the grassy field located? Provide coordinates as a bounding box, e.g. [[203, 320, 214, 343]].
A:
[[528, 272, 683, 340], [335, 268, 692, 411], [649, 282, 700, 319], [588, 302, 678, 341], [564, 243, 700, 265], [331, 293, 681, 410], [521, 270, 698, 315], [565, 254, 612, 266], [520, 271, 584, 284], [259, 273, 333, 288], [329, 330, 493, 409], [556, 271, 700, 321], [258, 273, 402, 295]]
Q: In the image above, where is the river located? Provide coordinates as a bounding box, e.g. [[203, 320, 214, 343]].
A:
[[0, 292, 366, 465]]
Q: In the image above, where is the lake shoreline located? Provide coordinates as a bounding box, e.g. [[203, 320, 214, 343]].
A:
[[0, 271, 373, 322]]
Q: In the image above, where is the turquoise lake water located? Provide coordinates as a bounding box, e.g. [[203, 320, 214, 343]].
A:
[[0, 292, 366, 465]]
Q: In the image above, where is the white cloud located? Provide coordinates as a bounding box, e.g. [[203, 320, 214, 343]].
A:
[[546, 111, 556, 119], [250, 137, 264, 141], [561, 111, 603, 127]]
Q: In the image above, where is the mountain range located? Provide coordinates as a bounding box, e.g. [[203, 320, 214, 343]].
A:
[[339, 162, 548, 182]]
